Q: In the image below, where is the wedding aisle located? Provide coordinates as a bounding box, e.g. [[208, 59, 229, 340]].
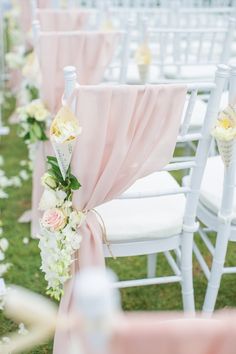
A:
[[1, 94, 236, 352], [1, 0, 236, 353]]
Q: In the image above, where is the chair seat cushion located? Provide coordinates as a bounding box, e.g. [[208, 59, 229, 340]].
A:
[[199, 156, 236, 222], [96, 171, 186, 242]]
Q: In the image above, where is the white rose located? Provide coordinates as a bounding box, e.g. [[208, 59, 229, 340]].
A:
[[0, 238, 9, 252], [70, 233, 82, 250], [69, 211, 85, 229], [41, 172, 58, 190], [55, 190, 67, 206], [39, 189, 59, 211]]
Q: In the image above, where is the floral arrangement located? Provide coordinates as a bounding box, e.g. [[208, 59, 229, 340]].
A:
[[17, 100, 49, 145], [38, 104, 83, 300], [212, 104, 236, 166], [212, 105, 236, 141], [135, 43, 152, 83]]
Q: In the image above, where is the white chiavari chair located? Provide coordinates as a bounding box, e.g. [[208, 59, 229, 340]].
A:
[[192, 64, 236, 314], [125, 20, 235, 84], [160, 0, 236, 7], [64, 65, 229, 312]]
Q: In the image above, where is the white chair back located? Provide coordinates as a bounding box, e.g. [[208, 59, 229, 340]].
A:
[[63, 64, 229, 312], [116, 19, 234, 83]]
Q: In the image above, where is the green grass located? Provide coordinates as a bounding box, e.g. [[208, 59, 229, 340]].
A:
[[1, 94, 236, 353]]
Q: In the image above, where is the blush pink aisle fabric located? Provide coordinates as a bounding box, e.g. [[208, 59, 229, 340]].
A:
[[36, 9, 90, 31], [70, 311, 236, 354], [38, 31, 121, 113], [37, 0, 52, 8], [109, 312, 236, 354], [52, 84, 187, 353]]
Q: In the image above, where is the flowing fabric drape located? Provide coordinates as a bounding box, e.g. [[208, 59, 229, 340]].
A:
[[52, 84, 187, 353], [38, 32, 121, 113], [36, 9, 90, 31]]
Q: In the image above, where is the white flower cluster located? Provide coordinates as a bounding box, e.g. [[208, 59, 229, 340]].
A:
[[17, 100, 50, 124], [38, 173, 84, 300], [0, 156, 21, 199], [212, 105, 236, 142]]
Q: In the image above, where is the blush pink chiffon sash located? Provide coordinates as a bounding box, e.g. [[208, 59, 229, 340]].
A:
[[52, 84, 187, 353], [109, 311, 236, 354], [36, 9, 90, 31], [38, 31, 122, 113]]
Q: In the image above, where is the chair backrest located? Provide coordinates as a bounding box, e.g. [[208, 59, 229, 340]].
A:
[[117, 20, 234, 82], [160, 0, 236, 7], [37, 30, 124, 113], [99, 5, 235, 30], [148, 23, 234, 77], [213, 64, 236, 226], [63, 65, 229, 255], [36, 8, 91, 31]]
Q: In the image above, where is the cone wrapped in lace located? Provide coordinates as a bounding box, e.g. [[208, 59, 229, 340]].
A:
[[212, 104, 236, 167], [50, 105, 81, 180], [138, 64, 150, 84], [216, 138, 235, 167], [135, 43, 152, 84]]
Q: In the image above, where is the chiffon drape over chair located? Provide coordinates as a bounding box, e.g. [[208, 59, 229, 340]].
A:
[[36, 9, 90, 32], [38, 32, 122, 113], [52, 84, 187, 353], [31, 32, 122, 236]]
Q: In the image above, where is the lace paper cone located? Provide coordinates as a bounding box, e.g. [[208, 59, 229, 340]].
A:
[[52, 140, 76, 180], [216, 138, 235, 167], [138, 64, 149, 84]]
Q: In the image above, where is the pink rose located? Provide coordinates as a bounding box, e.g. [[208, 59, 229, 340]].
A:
[[41, 208, 67, 232]]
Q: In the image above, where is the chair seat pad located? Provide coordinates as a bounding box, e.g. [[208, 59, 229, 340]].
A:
[[200, 156, 236, 222], [96, 171, 186, 242]]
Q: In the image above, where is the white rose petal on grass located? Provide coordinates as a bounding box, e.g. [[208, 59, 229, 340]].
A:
[[0, 238, 9, 252], [0, 251, 5, 261], [18, 323, 28, 335], [19, 169, 29, 181], [23, 237, 29, 245], [0, 263, 11, 277], [20, 160, 28, 166]]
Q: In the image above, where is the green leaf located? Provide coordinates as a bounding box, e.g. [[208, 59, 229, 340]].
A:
[[32, 122, 42, 139], [69, 174, 81, 190]]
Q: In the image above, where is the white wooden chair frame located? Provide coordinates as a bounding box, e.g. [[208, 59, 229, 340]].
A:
[[160, 0, 236, 7], [193, 65, 236, 314], [63, 64, 229, 312]]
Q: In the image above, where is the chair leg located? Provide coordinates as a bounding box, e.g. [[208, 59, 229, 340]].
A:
[[181, 232, 195, 313], [203, 224, 230, 314], [147, 254, 157, 278]]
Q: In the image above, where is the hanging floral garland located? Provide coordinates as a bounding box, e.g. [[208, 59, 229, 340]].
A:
[[38, 104, 83, 300]]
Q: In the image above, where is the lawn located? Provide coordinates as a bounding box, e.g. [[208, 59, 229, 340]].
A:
[[1, 92, 236, 354]]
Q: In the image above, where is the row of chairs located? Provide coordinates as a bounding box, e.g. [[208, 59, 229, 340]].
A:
[[2, 0, 236, 322], [27, 1, 236, 316], [35, 0, 236, 8]]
